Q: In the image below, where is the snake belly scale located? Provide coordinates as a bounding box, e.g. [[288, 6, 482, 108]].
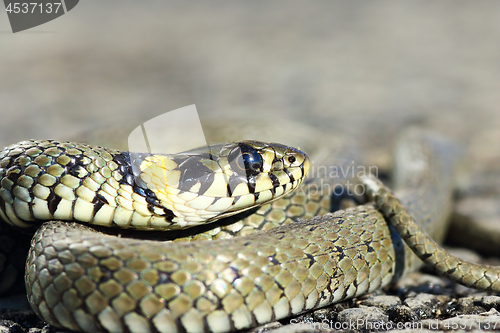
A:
[[1, 130, 499, 332]]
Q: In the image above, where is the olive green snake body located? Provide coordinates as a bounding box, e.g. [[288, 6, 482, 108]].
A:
[[1, 129, 499, 332]]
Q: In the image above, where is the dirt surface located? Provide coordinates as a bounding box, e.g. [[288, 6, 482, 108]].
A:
[[1, 1, 500, 332]]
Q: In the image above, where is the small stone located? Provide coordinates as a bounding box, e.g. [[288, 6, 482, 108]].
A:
[[387, 305, 418, 323], [480, 295, 500, 310], [404, 293, 442, 319], [337, 307, 389, 328], [454, 295, 491, 315], [359, 295, 401, 309]]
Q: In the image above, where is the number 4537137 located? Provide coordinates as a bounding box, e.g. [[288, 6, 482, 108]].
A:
[[5, 2, 62, 14]]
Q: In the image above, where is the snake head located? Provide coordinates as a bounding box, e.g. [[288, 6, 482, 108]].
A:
[[138, 140, 310, 228]]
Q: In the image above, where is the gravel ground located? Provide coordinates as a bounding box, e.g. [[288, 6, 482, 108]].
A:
[[1, 1, 500, 332]]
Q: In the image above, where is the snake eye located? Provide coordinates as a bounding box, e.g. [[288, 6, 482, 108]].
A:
[[228, 144, 263, 177], [288, 155, 296, 164]]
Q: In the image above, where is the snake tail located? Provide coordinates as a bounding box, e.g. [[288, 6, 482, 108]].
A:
[[362, 174, 500, 292]]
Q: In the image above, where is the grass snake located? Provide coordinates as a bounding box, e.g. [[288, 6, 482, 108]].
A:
[[0, 128, 498, 332]]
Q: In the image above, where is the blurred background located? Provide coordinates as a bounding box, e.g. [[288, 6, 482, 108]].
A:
[[1, 1, 500, 249]]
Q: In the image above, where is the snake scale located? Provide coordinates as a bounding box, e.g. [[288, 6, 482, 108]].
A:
[[0, 128, 499, 333]]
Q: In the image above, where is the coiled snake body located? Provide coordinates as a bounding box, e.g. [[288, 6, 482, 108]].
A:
[[0, 130, 499, 332]]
